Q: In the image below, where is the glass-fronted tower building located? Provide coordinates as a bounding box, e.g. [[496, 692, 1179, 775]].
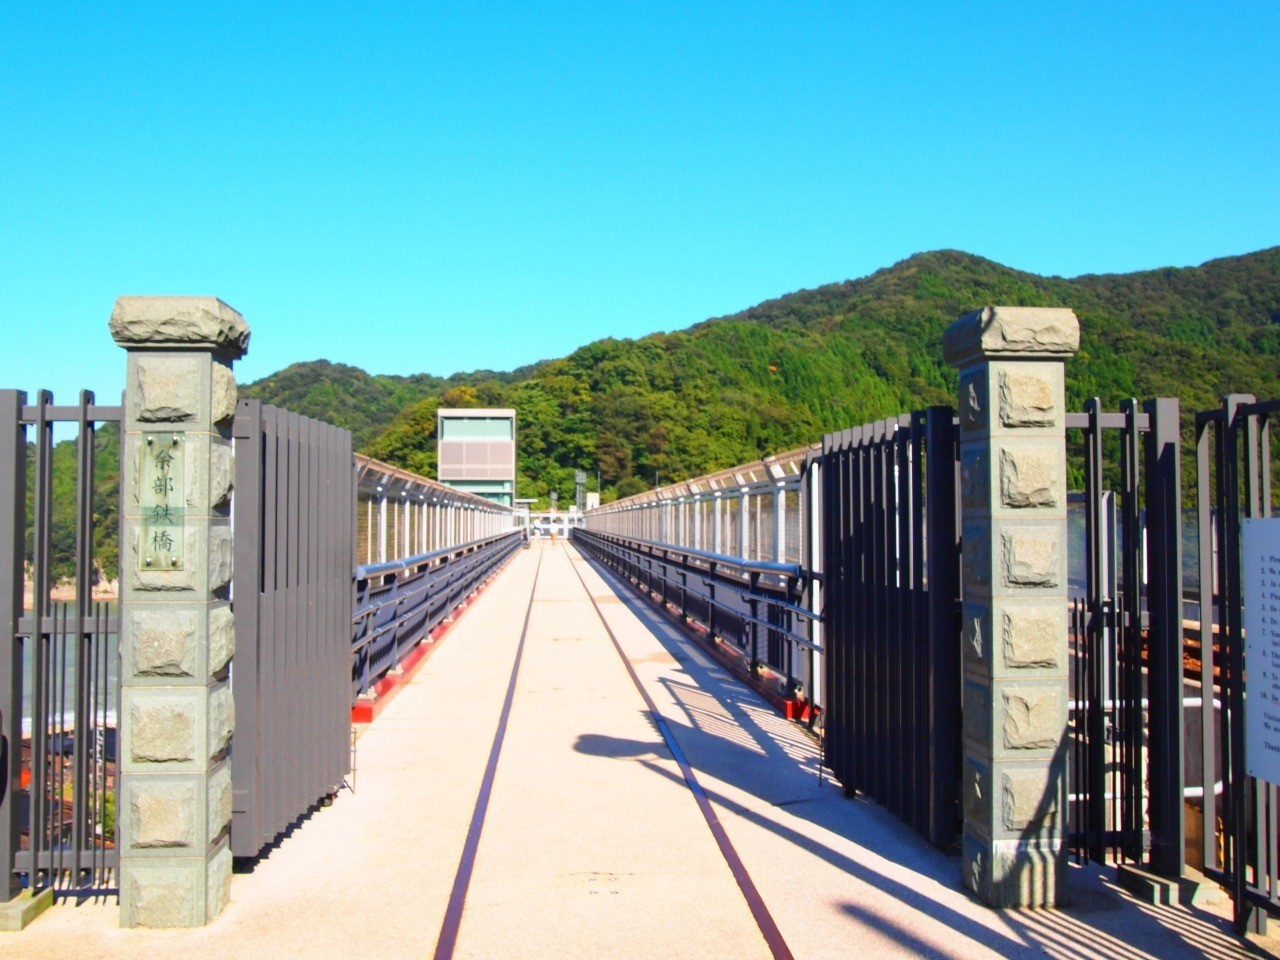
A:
[[436, 408, 517, 508]]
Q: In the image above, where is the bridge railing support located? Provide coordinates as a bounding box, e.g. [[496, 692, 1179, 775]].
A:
[[944, 306, 1079, 908], [111, 297, 248, 927]]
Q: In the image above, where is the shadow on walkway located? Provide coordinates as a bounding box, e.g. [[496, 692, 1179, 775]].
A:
[[574, 551, 1277, 960]]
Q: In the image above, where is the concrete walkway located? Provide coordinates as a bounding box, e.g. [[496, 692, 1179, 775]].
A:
[[6, 541, 1278, 959]]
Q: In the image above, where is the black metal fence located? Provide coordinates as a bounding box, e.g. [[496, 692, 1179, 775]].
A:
[[1063, 400, 1187, 876], [352, 530, 524, 699], [230, 399, 356, 859], [572, 529, 819, 703], [1192, 394, 1280, 933], [816, 407, 962, 848], [1, 390, 121, 899]]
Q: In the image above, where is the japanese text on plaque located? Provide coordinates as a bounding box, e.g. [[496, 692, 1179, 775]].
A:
[[139, 432, 185, 571]]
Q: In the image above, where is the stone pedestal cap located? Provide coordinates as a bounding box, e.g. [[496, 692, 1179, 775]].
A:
[[110, 297, 249, 360], [944, 306, 1079, 368]]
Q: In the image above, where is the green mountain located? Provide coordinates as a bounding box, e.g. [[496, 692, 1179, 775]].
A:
[[237, 359, 537, 450], [241, 247, 1280, 506]]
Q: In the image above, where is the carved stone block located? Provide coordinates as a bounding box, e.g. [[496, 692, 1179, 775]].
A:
[[963, 604, 988, 664], [110, 296, 249, 359], [209, 604, 235, 675], [208, 764, 233, 842], [998, 446, 1059, 509], [130, 696, 198, 763], [961, 446, 989, 514], [964, 681, 990, 748], [1001, 767, 1058, 832], [130, 608, 198, 678], [125, 866, 200, 927], [943, 306, 1080, 367], [207, 684, 235, 760], [210, 442, 233, 508], [211, 363, 237, 425], [963, 756, 991, 827], [1001, 687, 1064, 751], [1000, 528, 1061, 589], [960, 371, 986, 430], [999, 370, 1057, 428], [962, 521, 991, 590], [129, 782, 197, 849], [970, 837, 1065, 908], [134, 355, 201, 423], [209, 525, 233, 593], [207, 843, 232, 919], [1002, 607, 1062, 669]]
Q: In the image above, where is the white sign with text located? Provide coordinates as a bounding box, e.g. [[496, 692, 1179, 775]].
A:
[[1246, 518, 1280, 785]]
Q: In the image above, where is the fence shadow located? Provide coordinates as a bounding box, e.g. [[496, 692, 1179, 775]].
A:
[[574, 548, 1275, 960]]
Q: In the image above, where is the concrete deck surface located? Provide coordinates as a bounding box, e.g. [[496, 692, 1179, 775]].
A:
[[6, 541, 1278, 959]]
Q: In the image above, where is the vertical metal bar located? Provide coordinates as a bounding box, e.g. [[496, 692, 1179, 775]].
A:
[[895, 413, 915, 831], [53, 602, 66, 884], [804, 461, 822, 714], [1118, 399, 1143, 862], [821, 435, 838, 779], [299, 416, 315, 817], [378, 494, 387, 562], [1196, 413, 1217, 873], [842, 429, 856, 792], [339, 423, 356, 782], [774, 486, 786, 564], [924, 406, 960, 847], [0, 391, 26, 900], [30, 391, 54, 888], [70, 391, 96, 881], [1083, 398, 1106, 862], [1221, 395, 1252, 932], [873, 419, 892, 812], [268, 404, 288, 848], [231, 399, 264, 855], [1241, 399, 1269, 933], [1145, 398, 1184, 877], [285, 411, 302, 829]]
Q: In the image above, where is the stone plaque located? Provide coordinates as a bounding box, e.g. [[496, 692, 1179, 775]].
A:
[[140, 433, 185, 571]]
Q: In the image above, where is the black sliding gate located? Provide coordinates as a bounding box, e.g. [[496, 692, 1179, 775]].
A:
[[1, 390, 121, 900], [230, 399, 355, 859], [1193, 394, 1280, 933], [1064, 399, 1185, 875], [814, 398, 1189, 867], [816, 407, 961, 848]]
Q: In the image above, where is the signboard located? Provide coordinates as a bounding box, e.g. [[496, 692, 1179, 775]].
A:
[[139, 432, 185, 571], [1245, 518, 1280, 784]]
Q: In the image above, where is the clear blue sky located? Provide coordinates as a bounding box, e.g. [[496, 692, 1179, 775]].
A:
[[3, 2, 1277, 404]]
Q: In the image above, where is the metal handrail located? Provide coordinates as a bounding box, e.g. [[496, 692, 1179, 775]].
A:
[[583, 530, 804, 580], [356, 530, 521, 580], [351, 529, 523, 697], [574, 528, 820, 656]]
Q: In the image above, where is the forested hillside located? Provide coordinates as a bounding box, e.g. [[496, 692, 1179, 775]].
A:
[[242, 248, 1280, 506]]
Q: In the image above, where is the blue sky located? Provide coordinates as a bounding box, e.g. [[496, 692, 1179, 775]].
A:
[[2, 2, 1277, 404]]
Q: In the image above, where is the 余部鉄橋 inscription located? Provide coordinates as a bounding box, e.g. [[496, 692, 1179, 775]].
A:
[[139, 432, 185, 571]]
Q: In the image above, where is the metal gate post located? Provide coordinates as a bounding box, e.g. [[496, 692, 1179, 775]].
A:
[[946, 306, 1079, 907], [0, 392, 27, 909], [1143, 398, 1185, 878], [111, 298, 249, 927]]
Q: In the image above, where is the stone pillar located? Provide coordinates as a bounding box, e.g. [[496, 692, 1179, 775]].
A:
[[944, 306, 1079, 908], [111, 297, 248, 927]]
